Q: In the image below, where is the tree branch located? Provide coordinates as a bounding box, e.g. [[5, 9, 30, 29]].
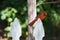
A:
[[37, 1, 60, 6]]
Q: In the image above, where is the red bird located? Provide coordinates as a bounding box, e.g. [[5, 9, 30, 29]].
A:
[[29, 12, 47, 26]]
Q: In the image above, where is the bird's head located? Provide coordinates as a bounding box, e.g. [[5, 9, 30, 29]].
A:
[[36, 12, 47, 20]]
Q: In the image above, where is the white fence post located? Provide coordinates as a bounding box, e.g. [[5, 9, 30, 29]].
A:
[[10, 18, 22, 40], [33, 18, 45, 40]]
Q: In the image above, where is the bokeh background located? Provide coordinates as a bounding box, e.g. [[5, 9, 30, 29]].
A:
[[0, 0, 60, 40]]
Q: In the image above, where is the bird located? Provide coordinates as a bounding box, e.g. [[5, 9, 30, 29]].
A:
[[29, 12, 47, 26]]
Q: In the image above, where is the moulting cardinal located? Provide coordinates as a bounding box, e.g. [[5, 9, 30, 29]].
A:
[[29, 12, 47, 26]]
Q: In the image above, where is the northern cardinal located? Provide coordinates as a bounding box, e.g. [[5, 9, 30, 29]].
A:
[[29, 12, 47, 26]]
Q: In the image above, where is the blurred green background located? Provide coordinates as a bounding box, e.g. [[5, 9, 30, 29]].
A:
[[0, 0, 60, 40]]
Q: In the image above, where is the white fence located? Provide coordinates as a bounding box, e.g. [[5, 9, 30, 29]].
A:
[[10, 18, 45, 40]]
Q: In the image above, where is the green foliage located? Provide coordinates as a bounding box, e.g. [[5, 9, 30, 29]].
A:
[[1, 7, 17, 19]]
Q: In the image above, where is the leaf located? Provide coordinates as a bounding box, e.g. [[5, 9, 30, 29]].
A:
[[37, 8, 40, 13], [4, 26, 12, 31], [1, 15, 6, 20], [7, 18, 13, 22], [11, 8, 17, 13]]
